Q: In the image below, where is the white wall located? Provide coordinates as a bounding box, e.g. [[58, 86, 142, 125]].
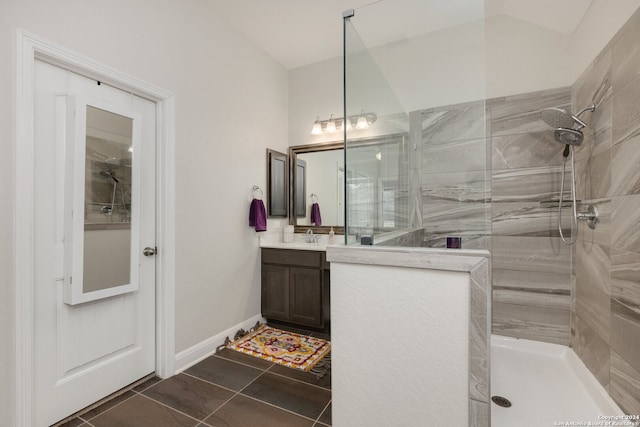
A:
[[370, 20, 485, 112], [572, 0, 640, 80], [289, 4, 639, 125], [288, 56, 343, 148], [1, 0, 289, 423], [288, 54, 409, 154], [288, 16, 570, 130], [331, 261, 470, 426], [485, 15, 573, 99]]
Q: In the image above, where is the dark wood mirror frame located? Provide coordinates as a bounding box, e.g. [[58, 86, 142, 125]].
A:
[[288, 141, 345, 235], [267, 149, 288, 218]]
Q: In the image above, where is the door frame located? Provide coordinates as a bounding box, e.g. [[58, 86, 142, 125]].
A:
[[15, 30, 176, 426]]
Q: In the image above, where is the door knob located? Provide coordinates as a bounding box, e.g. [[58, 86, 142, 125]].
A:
[[143, 247, 157, 256]]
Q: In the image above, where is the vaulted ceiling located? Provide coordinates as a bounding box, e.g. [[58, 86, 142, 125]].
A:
[[210, 0, 593, 70]]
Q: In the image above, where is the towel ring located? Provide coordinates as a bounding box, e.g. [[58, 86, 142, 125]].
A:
[[310, 193, 319, 203], [252, 185, 263, 199]]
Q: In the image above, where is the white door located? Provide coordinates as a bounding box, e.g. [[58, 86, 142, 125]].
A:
[[33, 59, 157, 426]]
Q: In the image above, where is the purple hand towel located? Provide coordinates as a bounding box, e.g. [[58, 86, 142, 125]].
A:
[[310, 202, 322, 226], [249, 198, 267, 232]]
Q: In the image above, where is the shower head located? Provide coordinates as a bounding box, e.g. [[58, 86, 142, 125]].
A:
[[541, 104, 596, 149], [99, 169, 119, 183], [554, 128, 583, 146], [541, 107, 586, 129]]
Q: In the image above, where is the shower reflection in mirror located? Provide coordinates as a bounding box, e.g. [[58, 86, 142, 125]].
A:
[[85, 106, 133, 224]]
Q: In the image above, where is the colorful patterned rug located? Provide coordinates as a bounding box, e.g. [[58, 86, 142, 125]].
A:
[[225, 324, 331, 376]]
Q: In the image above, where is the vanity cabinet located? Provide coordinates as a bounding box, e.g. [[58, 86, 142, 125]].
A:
[[261, 248, 329, 331]]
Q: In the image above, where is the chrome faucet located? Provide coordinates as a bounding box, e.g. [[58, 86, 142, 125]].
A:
[[306, 228, 318, 243]]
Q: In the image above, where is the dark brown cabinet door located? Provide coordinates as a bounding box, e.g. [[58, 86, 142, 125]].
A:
[[289, 267, 322, 327], [261, 264, 290, 321], [260, 248, 328, 331]]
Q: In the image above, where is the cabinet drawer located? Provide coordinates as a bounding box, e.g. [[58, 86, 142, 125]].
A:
[[261, 248, 322, 268]]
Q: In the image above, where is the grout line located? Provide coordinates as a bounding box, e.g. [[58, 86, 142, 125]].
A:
[[235, 368, 269, 395], [233, 392, 327, 424], [200, 369, 271, 421], [78, 391, 138, 422], [201, 391, 240, 422], [212, 350, 331, 392], [182, 367, 331, 424], [180, 371, 246, 395], [136, 393, 204, 424], [211, 352, 273, 371], [52, 373, 158, 425], [263, 364, 332, 392], [234, 367, 330, 423], [314, 399, 332, 425], [130, 376, 163, 394]]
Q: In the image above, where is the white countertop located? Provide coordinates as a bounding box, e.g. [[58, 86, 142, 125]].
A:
[[259, 233, 345, 251]]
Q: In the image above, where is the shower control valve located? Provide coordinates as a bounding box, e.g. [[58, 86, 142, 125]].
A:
[[576, 204, 599, 230]]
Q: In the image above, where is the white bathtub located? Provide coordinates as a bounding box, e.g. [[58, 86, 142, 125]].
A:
[[491, 335, 633, 427]]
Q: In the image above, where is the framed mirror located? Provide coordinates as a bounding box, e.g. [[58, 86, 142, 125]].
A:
[[289, 141, 344, 234], [289, 133, 408, 234], [64, 95, 141, 305]]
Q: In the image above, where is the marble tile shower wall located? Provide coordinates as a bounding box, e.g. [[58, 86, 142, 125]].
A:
[[487, 87, 574, 346], [419, 88, 574, 346], [571, 7, 640, 415], [419, 100, 490, 250]]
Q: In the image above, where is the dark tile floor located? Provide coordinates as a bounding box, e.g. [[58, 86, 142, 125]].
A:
[[53, 326, 331, 427]]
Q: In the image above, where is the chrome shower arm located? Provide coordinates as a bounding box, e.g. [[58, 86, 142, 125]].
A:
[[575, 104, 597, 118]]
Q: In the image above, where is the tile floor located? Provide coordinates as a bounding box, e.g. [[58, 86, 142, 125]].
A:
[[53, 326, 332, 427]]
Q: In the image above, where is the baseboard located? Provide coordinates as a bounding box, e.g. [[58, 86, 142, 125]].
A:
[[173, 314, 264, 374]]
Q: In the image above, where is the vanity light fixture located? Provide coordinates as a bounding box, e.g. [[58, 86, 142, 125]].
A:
[[326, 114, 337, 133], [375, 150, 382, 161], [356, 109, 369, 129], [311, 116, 323, 135], [310, 111, 377, 135]]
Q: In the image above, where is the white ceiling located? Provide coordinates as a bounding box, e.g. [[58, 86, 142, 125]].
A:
[[210, 0, 593, 70]]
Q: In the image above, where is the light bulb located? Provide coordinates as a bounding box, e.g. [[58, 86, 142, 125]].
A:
[[311, 123, 322, 135], [356, 115, 368, 129], [326, 119, 336, 133], [376, 150, 382, 161], [311, 116, 323, 135]]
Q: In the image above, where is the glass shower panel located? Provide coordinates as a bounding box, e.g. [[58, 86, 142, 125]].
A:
[[344, 0, 488, 249], [344, 15, 410, 245]]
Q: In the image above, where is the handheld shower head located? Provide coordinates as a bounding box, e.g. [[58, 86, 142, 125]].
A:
[[555, 128, 583, 146], [99, 169, 119, 183]]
